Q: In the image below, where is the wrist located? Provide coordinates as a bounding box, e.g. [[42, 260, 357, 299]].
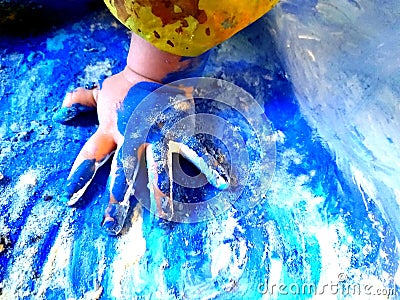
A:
[[126, 33, 209, 84]]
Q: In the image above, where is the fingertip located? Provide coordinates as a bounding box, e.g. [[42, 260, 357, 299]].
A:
[[52, 106, 76, 123], [52, 103, 95, 124], [102, 218, 122, 236], [216, 179, 229, 190]]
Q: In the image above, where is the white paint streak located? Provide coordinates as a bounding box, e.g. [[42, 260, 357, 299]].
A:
[[111, 205, 146, 299]]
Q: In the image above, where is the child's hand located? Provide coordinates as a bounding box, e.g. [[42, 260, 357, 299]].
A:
[[54, 71, 230, 235], [55, 69, 146, 206]]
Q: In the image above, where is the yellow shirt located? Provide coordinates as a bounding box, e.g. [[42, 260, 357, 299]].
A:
[[104, 0, 279, 56]]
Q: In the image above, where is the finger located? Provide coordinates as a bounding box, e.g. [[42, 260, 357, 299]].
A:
[[169, 138, 229, 190], [63, 84, 99, 108], [60, 130, 116, 205], [146, 144, 173, 220], [144, 138, 229, 222], [53, 85, 99, 123], [101, 143, 134, 235]]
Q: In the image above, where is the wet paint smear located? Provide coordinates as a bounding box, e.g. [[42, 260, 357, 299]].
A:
[[0, 3, 398, 300]]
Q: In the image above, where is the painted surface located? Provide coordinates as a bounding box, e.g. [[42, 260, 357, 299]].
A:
[[0, 1, 398, 299], [268, 0, 400, 241]]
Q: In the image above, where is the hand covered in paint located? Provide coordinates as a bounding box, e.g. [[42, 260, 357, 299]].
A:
[[54, 74, 230, 235], [126, 90, 231, 222], [53, 69, 149, 232], [53, 34, 230, 235]]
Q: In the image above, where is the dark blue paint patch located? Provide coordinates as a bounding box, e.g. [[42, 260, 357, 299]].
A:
[[31, 221, 63, 292], [0, 0, 103, 37], [162, 51, 211, 84], [117, 81, 163, 134]]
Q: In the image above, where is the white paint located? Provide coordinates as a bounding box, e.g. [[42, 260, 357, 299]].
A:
[[36, 213, 74, 297], [266, 130, 286, 144], [210, 243, 232, 278], [111, 205, 147, 299], [81, 59, 113, 86], [17, 169, 38, 188]]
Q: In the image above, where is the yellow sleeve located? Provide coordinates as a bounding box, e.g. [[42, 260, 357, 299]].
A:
[[104, 0, 279, 56]]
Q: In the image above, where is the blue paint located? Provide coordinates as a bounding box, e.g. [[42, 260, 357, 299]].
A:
[[0, 4, 398, 300], [162, 51, 211, 84], [52, 103, 96, 124], [117, 81, 163, 134], [61, 158, 96, 204], [46, 30, 69, 51]]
